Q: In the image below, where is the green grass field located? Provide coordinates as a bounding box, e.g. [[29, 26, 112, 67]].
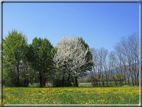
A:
[[2, 86, 139, 104]]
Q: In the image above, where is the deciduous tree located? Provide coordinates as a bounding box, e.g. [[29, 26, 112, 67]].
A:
[[27, 37, 54, 87], [3, 30, 28, 87], [53, 36, 90, 87]]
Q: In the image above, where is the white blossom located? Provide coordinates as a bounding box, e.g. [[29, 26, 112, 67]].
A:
[[53, 36, 89, 77]]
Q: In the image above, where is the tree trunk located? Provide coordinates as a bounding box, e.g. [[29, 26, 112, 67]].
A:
[[132, 76, 134, 86], [106, 78, 108, 87], [43, 82, 46, 87], [40, 77, 42, 87], [114, 77, 117, 86], [98, 80, 100, 86], [97, 80, 99, 86], [62, 69, 66, 87], [111, 78, 113, 86], [17, 60, 20, 87], [29, 77, 33, 85], [72, 78, 75, 86], [136, 73, 139, 85], [62, 76, 65, 87], [124, 71, 126, 85], [94, 80, 96, 86], [125, 78, 126, 85], [119, 76, 122, 86], [94, 79, 96, 86], [98, 75, 100, 86], [102, 74, 104, 87], [120, 79, 123, 86], [39, 71, 42, 87], [135, 77, 137, 85], [67, 74, 72, 86], [105, 74, 108, 87], [134, 74, 137, 85], [42, 79, 46, 87], [62, 61, 66, 87], [111, 81, 113, 87], [128, 78, 129, 85], [75, 77, 78, 87], [31, 79, 33, 85]]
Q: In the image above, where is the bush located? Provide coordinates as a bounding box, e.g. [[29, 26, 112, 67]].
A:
[[19, 78, 29, 87], [53, 78, 62, 87], [3, 69, 18, 87], [3, 73, 18, 87], [3, 77, 18, 87], [53, 77, 74, 87], [3, 73, 29, 87]]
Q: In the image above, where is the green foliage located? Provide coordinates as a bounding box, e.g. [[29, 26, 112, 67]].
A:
[[119, 73, 125, 80], [78, 37, 93, 75], [85, 77, 92, 82], [26, 37, 54, 87], [19, 76, 29, 87], [53, 74, 74, 87], [53, 78, 62, 87], [3, 68, 18, 87], [50, 47, 59, 74], [3, 30, 28, 87]]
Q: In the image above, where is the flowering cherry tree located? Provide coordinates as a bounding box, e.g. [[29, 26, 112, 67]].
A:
[[53, 36, 89, 86]]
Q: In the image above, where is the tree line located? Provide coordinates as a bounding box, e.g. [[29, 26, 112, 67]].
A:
[[2, 30, 140, 87], [89, 33, 140, 87], [2, 30, 92, 87]]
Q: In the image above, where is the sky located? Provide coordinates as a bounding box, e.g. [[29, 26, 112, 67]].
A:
[[3, 3, 139, 53]]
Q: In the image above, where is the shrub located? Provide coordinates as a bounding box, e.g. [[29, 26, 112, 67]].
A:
[[19, 78, 29, 87], [53, 78, 62, 87]]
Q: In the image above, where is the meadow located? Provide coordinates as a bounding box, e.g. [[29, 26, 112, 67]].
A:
[[2, 84, 139, 104]]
